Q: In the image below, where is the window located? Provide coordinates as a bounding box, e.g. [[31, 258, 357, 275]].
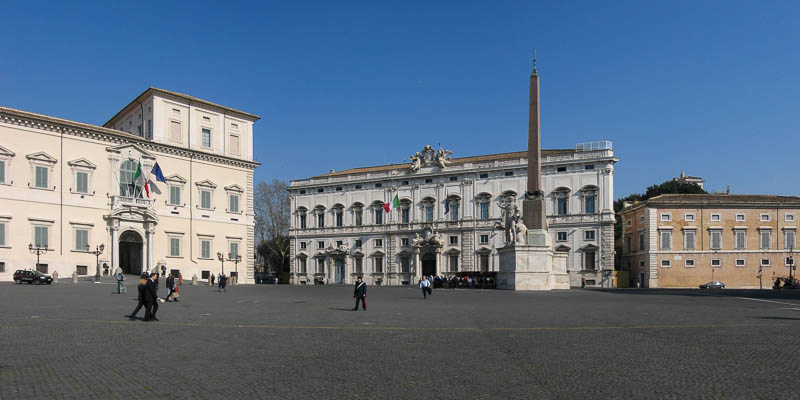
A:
[[711, 258, 721, 267], [785, 230, 796, 250], [299, 190, 306, 195], [480, 234, 489, 244], [761, 258, 771, 267], [425, 205, 434, 222], [685, 214, 695, 222], [479, 173, 488, 179], [786, 214, 795, 222], [375, 239, 383, 247], [734, 230, 747, 250], [661, 259, 671, 267], [659, 231, 671, 250], [169, 237, 181, 257], [0, 160, 5, 184], [480, 202, 489, 219], [627, 220, 632, 227], [585, 230, 596, 241], [401, 208, 410, 224], [625, 235, 631, 252], [355, 185, 362, 189], [200, 240, 211, 259], [146, 120, 152, 139], [170, 121, 181, 142], [335, 186, 342, 191], [76, 265, 87, 275], [119, 160, 140, 198], [710, 230, 722, 249], [736, 214, 745, 222], [318, 212, 324, 228], [0, 222, 5, 246], [450, 236, 458, 245], [425, 178, 433, 183], [450, 255, 459, 272], [355, 239, 362, 248], [336, 240, 343, 247], [584, 193, 596, 214], [300, 241, 307, 249], [317, 188, 324, 193], [335, 209, 343, 227], [200, 190, 212, 209], [660, 213, 671, 222], [401, 256, 410, 273], [74, 229, 88, 251], [229, 134, 240, 155], [584, 251, 596, 270], [401, 238, 409, 246], [299, 214, 307, 229], [374, 257, 384, 273], [735, 259, 745, 267], [34, 166, 48, 188], [449, 176, 458, 182], [375, 208, 383, 225], [375, 183, 382, 188], [355, 257, 363, 274], [684, 230, 696, 250], [401, 181, 409, 186], [711, 214, 721, 222], [557, 195, 568, 215], [34, 225, 48, 248], [172, 108, 180, 115], [556, 232, 567, 242], [355, 208, 363, 226], [557, 167, 566, 172], [480, 254, 489, 272], [298, 258, 307, 274], [760, 213, 770, 222], [76, 171, 89, 194], [685, 259, 695, 268], [639, 233, 645, 251], [201, 128, 211, 148], [585, 164, 595, 170], [450, 203, 459, 221], [760, 230, 771, 250], [317, 258, 325, 274], [504, 171, 514, 176], [169, 186, 181, 205], [639, 215, 645, 223], [229, 241, 239, 259], [229, 194, 240, 213], [318, 241, 325, 249]]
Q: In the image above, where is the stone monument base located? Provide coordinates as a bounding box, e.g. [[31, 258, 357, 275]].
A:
[[496, 229, 570, 291]]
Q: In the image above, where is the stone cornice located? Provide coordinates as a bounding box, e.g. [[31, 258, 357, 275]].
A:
[[0, 107, 260, 170]]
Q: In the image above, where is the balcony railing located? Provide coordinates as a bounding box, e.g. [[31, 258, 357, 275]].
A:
[[111, 196, 152, 208]]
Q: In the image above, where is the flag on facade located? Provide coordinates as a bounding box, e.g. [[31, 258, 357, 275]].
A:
[[133, 160, 150, 198], [392, 194, 400, 210], [143, 179, 150, 198], [148, 179, 162, 195], [151, 162, 167, 183], [382, 202, 391, 213], [444, 198, 450, 214]]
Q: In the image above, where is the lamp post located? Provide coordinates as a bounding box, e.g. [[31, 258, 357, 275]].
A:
[[217, 252, 225, 275], [229, 253, 241, 284], [87, 244, 105, 283], [28, 243, 49, 271], [788, 244, 795, 284]]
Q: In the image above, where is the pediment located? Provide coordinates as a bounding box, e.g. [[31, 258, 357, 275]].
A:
[[555, 245, 571, 252], [579, 244, 599, 251], [475, 246, 492, 254], [195, 179, 217, 189], [295, 252, 308, 259], [106, 144, 156, 160], [444, 248, 461, 255], [0, 145, 15, 157], [165, 174, 187, 184], [26, 151, 58, 164], [224, 184, 244, 193], [371, 250, 385, 257], [67, 158, 97, 169]]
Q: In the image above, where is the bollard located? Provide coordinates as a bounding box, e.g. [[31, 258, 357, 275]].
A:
[[72, 271, 78, 283], [191, 274, 198, 285], [52, 271, 59, 284]]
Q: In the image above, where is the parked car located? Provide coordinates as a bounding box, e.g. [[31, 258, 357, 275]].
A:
[[699, 281, 725, 289], [13, 270, 53, 285]]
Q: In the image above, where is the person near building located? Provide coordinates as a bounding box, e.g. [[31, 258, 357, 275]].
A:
[[127, 274, 148, 320], [161, 265, 166, 277], [218, 274, 228, 293], [420, 277, 430, 299], [165, 274, 175, 302], [352, 276, 367, 311], [144, 273, 160, 321], [211, 273, 215, 286], [116, 271, 126, 294]]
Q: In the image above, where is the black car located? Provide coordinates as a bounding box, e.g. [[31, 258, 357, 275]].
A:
[[13, 270, 53, 285]]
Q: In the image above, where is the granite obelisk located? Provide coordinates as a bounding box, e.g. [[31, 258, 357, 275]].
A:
[[523, 51, 549, 241]]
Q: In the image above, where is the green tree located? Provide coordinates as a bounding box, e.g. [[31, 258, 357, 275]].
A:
[[614, 180, 707, 240]]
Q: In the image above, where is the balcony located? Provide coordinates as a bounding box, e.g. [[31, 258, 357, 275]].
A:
[[111, 195, 152, 209]]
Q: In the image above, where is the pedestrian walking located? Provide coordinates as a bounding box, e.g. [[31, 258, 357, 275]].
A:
[[161, 265, 166, 277], [165, 274, 175, 302], [126, 274, 148, 320], [352, 276, 367, 311], [420, 277, 430, 299], [217, 274, 228, 293], [144, 273, 160, 321], [211, 273, 216, 285], [116, 271, 126, 294]]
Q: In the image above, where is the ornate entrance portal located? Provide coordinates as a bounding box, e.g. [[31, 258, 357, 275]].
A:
[[119, 231, 143, 275], [422, 253, 436, 276]]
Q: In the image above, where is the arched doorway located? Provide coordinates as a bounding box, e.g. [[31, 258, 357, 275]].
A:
[[421, 253, 436, 276], [119, 230, 144, 275]]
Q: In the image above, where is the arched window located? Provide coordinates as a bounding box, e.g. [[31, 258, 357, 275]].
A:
[[314, 206, 326, 228], [553, 187, 571, 216], [422, 197, 436, 222], [371, 201, 385, 225], [447, 194, 461, 221], [119, 159, 141, 198], [581, 185, 598, 214], [399, 199, 412, 223], [476, 192, 492, 220], [352, 202, 364, 226], [333, 204, 344, 227], [297, 207, 308, 229]]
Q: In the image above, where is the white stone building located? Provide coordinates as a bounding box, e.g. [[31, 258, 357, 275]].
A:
[[288, 142, 617, 287], [0, 87, 259, 283]]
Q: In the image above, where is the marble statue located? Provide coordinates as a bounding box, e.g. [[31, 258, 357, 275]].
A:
[[409, 152, 422, 172], [496, 196, 521, 245], [513, 214, 528, 245]]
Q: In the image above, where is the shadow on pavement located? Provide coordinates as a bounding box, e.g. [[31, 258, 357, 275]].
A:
[[751, 316, 800, 321], [590, 288, 800, 301]]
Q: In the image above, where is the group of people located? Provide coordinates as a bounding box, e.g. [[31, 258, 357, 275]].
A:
[[429, 274, 496, 289], [211, 273, 229, 292], [126, 273, 162, 321]]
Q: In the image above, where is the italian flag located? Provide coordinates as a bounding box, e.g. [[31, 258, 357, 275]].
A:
[[133, 160, 150, 198], [383, 194, 399, 213]]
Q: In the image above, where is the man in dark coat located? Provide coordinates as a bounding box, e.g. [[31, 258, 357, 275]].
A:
[[144, 273, 160, 321], [352, 276, 367, 311], [127, 274, 148, 320], [165, 274, 176, 302]]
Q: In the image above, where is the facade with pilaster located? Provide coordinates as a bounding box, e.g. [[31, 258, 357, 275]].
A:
[[288, 142, 617, 287], [0, 87, 259, 283]]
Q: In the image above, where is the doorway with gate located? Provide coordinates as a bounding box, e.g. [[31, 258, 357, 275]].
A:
[[119, 230, 143, 275], [334, 258, 345, 284], [421, 253, 436, 277]]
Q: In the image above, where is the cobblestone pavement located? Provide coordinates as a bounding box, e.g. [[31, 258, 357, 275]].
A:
[[1, 281, 799, 399]]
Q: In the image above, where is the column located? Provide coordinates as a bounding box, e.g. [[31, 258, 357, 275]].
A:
[[345, 255, 352, 284], [111, 227, 119, 271], [436, 249, 442, 276], [325, 254, 331, 284], [146, 229, 154, 273], [414, 248, 421, 283]]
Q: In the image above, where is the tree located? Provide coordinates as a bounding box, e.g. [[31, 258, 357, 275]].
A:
[[258, 236, 290, 275], [614, 180, 707, 240], [254, 179, 289, 242]]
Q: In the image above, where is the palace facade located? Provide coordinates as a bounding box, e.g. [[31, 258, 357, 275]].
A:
[[288, 142, 617, 287], [0, 88, 259, 282]]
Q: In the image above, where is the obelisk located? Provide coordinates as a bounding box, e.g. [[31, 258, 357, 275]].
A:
[[523, 51, 548, 234]]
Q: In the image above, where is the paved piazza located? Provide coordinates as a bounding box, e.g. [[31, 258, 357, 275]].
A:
[[1, 281, 799, 399]]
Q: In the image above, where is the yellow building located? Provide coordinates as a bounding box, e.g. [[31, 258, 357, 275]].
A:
[[619, 194, 800, 288], [0, 88, 259, 282]]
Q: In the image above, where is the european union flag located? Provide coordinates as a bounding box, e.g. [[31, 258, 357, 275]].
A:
[[151, 162, 167, 183], [444, 199, 450, 214]]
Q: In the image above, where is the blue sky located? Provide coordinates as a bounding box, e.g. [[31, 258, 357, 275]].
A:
[[1, 1, 798, 198]]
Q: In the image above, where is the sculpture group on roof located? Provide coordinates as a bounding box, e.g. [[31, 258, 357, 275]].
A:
[[409, 145, 453, 172]]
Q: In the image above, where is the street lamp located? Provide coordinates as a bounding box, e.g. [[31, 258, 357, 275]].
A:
[[788, 244, 795, 284], [87, 244, 105, 283], [217, 252, 225, 275], [28, 243, 49, 271], [229, 253, 242, 284]]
